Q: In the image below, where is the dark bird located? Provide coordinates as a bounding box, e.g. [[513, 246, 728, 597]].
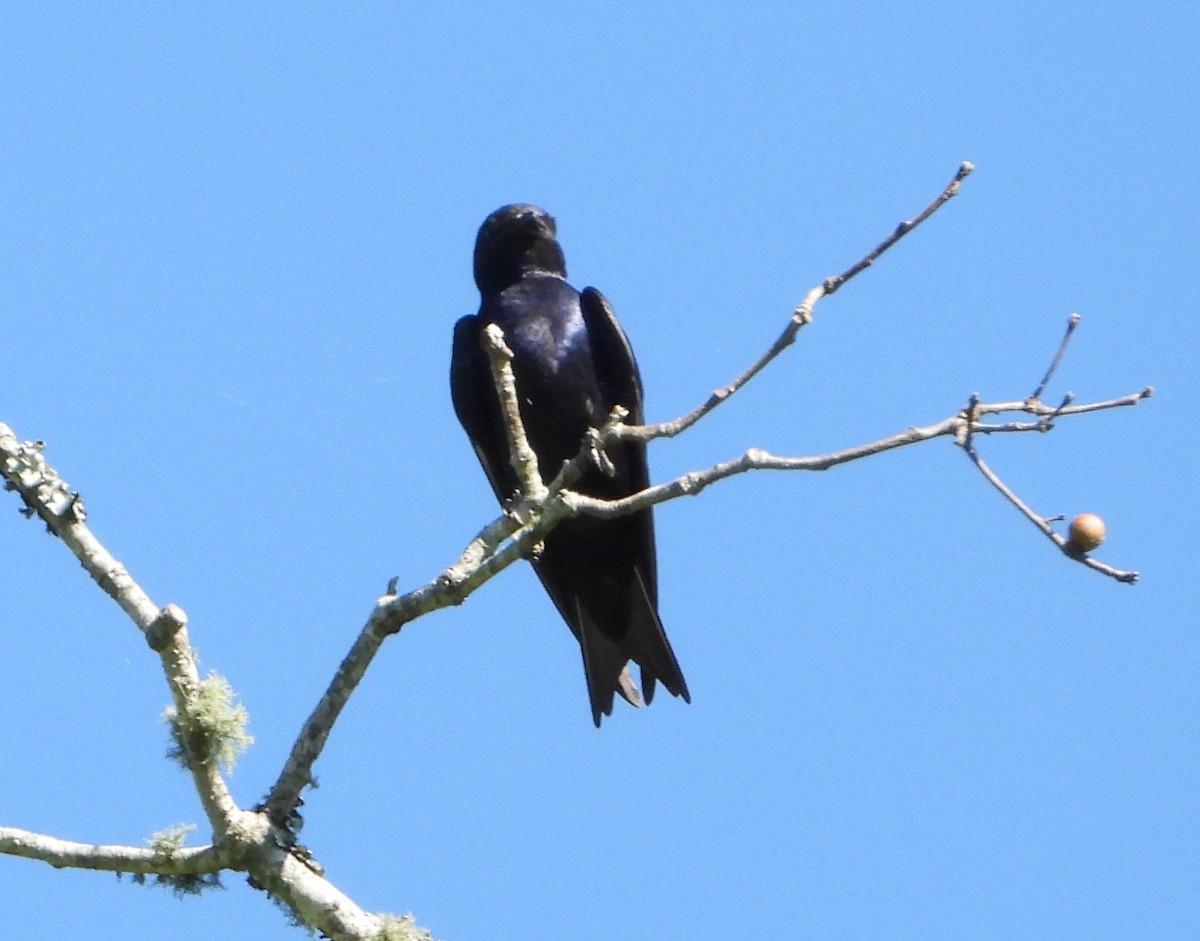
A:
[[450, 204, 690, 726]]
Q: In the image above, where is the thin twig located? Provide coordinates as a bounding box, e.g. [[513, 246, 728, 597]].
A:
[[562, 390, 1147, 526], [973, 388, 1152, 419], [1038, 392, 1075, 431], [261, 506, 531, 820], [1030, 312, 1082, 401], [951, 315, 1141, 584], [964, 444, 1138, 583], [623, 161, 975, 444], [824, 161, 974, 295]]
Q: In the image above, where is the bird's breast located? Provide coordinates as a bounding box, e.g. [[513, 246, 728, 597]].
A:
[[491, 279, 591, 376], [480, 279, 608, 460]]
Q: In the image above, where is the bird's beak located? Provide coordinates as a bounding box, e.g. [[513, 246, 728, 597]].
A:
[[520, 207, 556, 238]]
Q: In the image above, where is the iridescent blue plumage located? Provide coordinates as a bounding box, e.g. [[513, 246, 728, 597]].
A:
[[450, 204, 690, 725]]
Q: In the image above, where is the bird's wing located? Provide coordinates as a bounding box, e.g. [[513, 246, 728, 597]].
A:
[[579, 286, 646, 425], [450, 314, 520, 504], [579, 286, 690, 707], [578, 287, 656, 593]]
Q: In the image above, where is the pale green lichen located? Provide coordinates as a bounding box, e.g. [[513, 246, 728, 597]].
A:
[[124, 869, 223, 898], [376, 912, 435, 941], [117, 824, 221, 898], [164, 671, 254, 772], [148, 823, 196, 858]]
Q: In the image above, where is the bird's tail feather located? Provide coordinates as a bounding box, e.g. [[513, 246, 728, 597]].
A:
[[630, 567, 691, 706], [575, 598, 640, 727]]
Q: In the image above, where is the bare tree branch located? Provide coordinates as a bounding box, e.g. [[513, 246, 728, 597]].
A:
[[1030, 312, 1082, 401], [827, 161, 975, 294], [483, 322, 547, 501], [266, 363, 1149, 828], [262, 490, 561, 820], [963, 441, 1138, 583], [564, 385, 1148, 560], [0, 427, 433, 941], [0, 825, 223, 874], [260, 164, 1152, 833], [637, 161, 975, 442], [1, 160, 1149, 941], [0, 430, 238, 832]]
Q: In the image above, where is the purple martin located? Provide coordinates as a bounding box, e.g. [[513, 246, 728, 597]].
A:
[[450, 204, 690, 726]]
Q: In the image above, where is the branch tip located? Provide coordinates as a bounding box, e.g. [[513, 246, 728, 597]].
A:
[[1031, 312, 1083, 401], [481, 323, 547, 501], [481, 322, 512, 358], [965, 426, 1139, 584], [147, 604, 189, 651]]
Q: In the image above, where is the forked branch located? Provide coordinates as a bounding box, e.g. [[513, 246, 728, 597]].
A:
[[1, 161, 1149, 941]]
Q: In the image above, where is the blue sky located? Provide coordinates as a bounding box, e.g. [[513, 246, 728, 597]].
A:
[[2, 3, 1196, 939]]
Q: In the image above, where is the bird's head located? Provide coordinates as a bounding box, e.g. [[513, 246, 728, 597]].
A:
[[473, 204, 568, 294]]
